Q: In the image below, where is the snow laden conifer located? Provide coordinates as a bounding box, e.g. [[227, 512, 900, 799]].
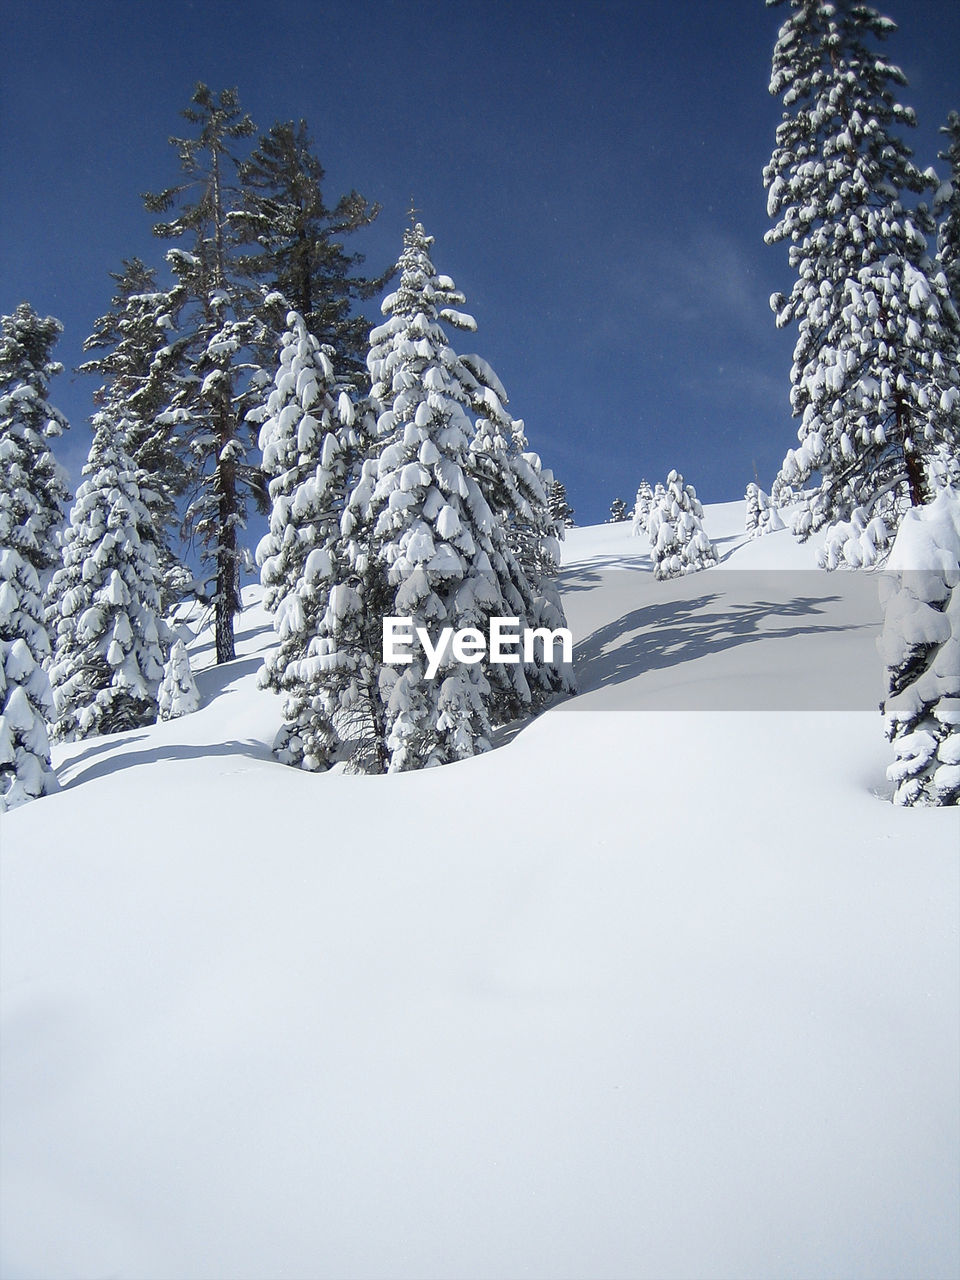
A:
[[158, 639, 200, 720], [252, 310, 364, 767], [47, 422, 167, 740], [632, 481, 654, 535], [609, 498, 629, 523], [465, 359, 574, 721], [143, 84, 276, 665], [0, 304, 71, 808], [78, 258, 191, 610], [0, 304, 71, 583], [745, 482, 785, 538], [648, 471, 718, 580], [341, 220, 571, 770], [936, 112, 960, 310], [765, 1, 960, 566], [879, 487, 960, 806]]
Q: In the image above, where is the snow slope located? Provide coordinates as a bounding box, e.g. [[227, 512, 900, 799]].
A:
[[2, 504, 957, 1280]]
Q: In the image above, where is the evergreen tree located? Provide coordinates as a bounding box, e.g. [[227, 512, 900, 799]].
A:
[[547, 478, 575, 528], [252, 310, 364, 762], [77, 258, 191, 608], [631, 480, 654, 535], [158, 639, 200, 720], [0, 304, 70, 581], [232, 119, 387, 380], [765, 0, 960, 563], [879, 488, 960, 806], [467, 378, 573, 719], [745, 482, 785, 538], [648, 470, 718, 580], [47, 422, 168, 740], [936, 111, 960, 309], [0, 303, 69, 808], [143, 83, 274, 665], [608, 497, 629, 522]]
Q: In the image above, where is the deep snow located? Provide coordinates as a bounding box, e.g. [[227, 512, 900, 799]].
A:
[[1, 503, 957, 1280]]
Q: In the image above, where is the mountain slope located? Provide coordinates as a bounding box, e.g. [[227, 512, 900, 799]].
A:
[[2, 504, 957, 1280]]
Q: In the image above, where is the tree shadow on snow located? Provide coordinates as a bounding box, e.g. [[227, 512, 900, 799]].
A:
[[571, 591, 871, 696], [559, 557, 651, 594], [61, 738, 274, 790]]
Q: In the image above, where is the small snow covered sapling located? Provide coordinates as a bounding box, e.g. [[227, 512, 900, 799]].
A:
[[879, 488, 960, 806], [608, 498, 629, 523], [648, 471, 718, 580], [157, 639, 200, 720], [745, 483, 784, 540]]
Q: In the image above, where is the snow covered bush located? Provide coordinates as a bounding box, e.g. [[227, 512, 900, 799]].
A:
[[879, 487, 960, 806], [157, 639, 200, 720], [47, 424, 168, 740], [745, 483, 784, 539], [648, 471, 718, 580]]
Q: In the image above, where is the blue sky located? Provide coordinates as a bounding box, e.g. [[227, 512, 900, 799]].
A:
[[2, 0, 958, 526]]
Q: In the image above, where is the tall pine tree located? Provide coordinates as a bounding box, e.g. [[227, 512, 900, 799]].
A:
[[0, 304, 69, 808], [143, 84, 274, 664], [765, 0, 960, 564], [77, 258, 191, 608], [232, 119, 388, 381]]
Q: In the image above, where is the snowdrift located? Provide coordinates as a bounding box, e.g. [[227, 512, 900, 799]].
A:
[[1, 502, 957, 1280]]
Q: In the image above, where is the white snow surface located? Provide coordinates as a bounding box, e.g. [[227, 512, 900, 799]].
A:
[[1, 502, 957, 1280]]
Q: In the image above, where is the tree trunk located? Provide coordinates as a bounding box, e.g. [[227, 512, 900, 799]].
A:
[[215, 396, 238, 665]]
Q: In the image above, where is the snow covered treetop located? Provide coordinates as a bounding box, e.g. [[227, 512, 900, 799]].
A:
[[380, 223, 476, 329]]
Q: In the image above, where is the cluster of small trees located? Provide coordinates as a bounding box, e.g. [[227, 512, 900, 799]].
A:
[[629, 473, 717, 580], [255, 224, 573, 773]]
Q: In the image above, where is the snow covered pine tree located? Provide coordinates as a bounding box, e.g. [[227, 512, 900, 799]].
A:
[[648, 471, 718, 580], [157, 639, 201, 720], [765, 0, 960, 567], [879, 487, 960, 805], [632, 480, 654, 535], [47, 422, 168, 740], [253, 310, 364, 770], [332, 220, 572, 771], [0, 304, 70, 808]]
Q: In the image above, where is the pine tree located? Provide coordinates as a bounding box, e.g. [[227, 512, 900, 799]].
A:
[[0, 304, 69, 808], [233, 119, 387, 381], [765, 0, 960, 563], [879, 488, 960, 806], [77, 258, 191, 609], [47, 421, 168, 740], [465, 358, 573, 719], [608, 497, 629, 522], [0, 304, 70, 581], [158, 639, 200, 720], [252, 310, 364, 765], [547, 478, 575, 528], [745, 482, 785, 538], [631, 480, 654, 535], [648, 470, 718, 580], [143, 83, 274, 665], [936, 111, 960, 309]]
